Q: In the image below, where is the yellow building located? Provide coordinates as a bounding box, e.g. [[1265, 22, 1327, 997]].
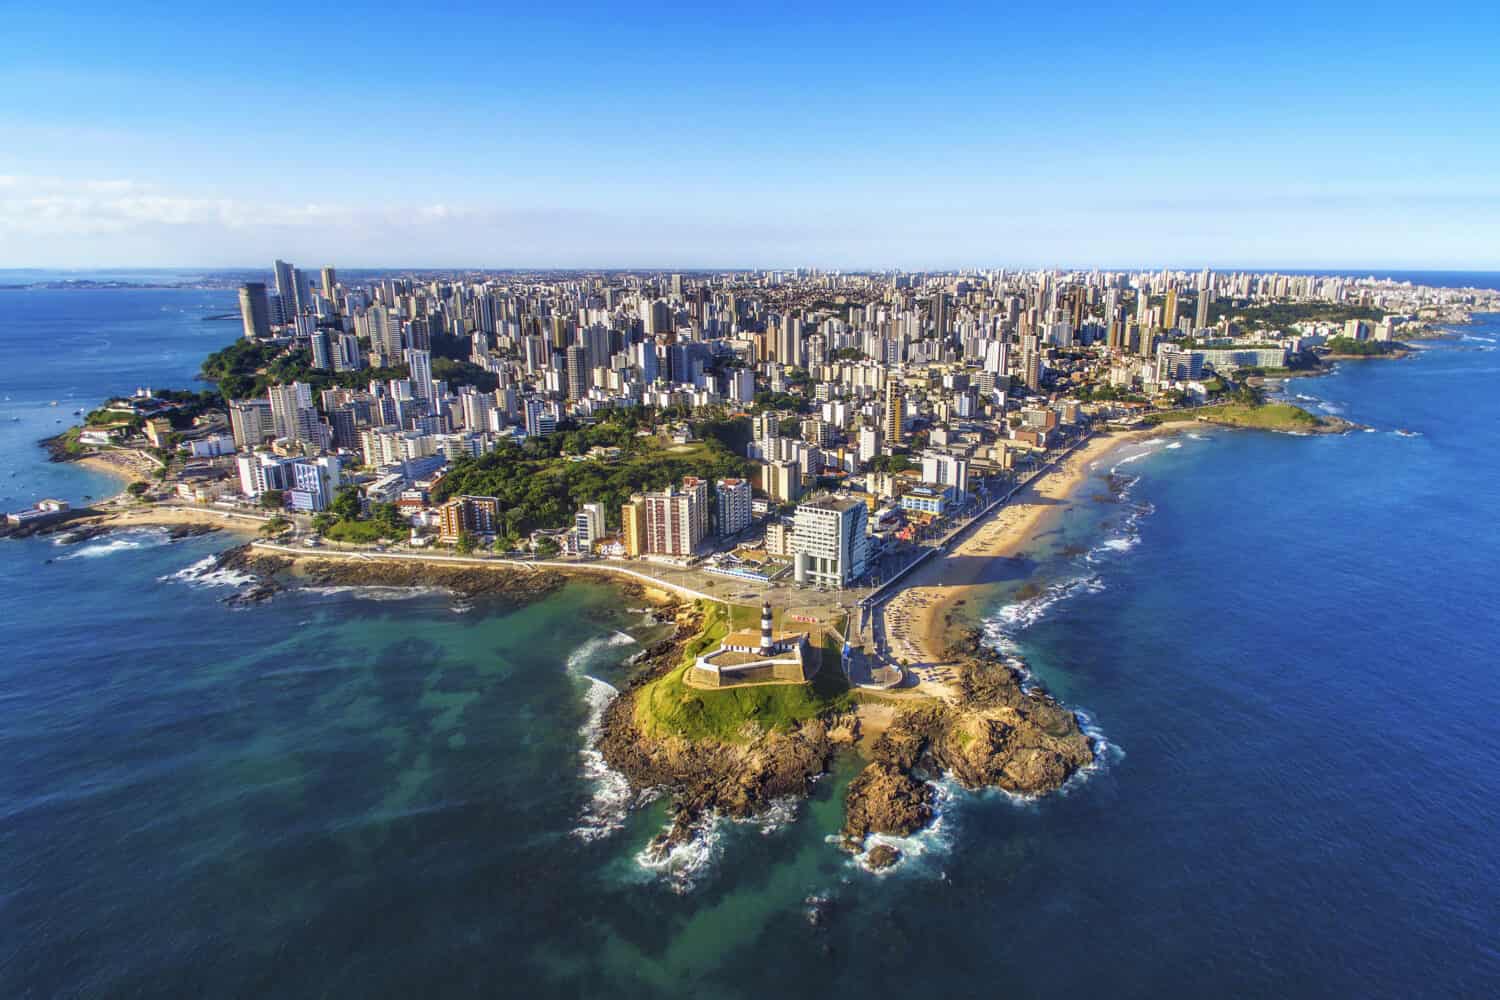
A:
[[143, 417, 173, 448], [620, 496, 647, 557]]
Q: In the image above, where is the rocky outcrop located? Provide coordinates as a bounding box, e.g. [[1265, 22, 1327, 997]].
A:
[[843, 763, 933, 841], [597, 606, 849, 848], [842, 632, 1096, 849], [213, 544, 566, 603]]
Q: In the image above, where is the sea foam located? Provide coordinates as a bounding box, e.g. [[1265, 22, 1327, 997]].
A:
[[60, 527, 173, 560], [160, 553, 257, 589], [571, 676, 634, 843]]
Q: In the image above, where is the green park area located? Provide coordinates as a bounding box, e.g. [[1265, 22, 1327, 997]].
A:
[[632, 602, 852, 744]]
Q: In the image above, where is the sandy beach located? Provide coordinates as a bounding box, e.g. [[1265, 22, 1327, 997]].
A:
[[56, 500, 269, 539], [74, 449, 164, 489], [880, 430, 1153, 696]]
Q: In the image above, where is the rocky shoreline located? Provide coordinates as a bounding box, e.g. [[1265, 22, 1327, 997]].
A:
[[210, 544, 571, 607], [841, 635, 1094, 867], [595, 610, 1097, 870], [596, 603, 858, 857], [0, 507, 221, 544]]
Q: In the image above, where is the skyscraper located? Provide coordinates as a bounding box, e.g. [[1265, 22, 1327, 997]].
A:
[[273, 259, 297, 324], [565, 344, 588, 400], [642, 479, 708, 556], [715, 478, 751, 538], [238, 282, 271, 340], [883, 381, 904, 443], [320, 266, 338, 302], [406, 348, 432, 403]]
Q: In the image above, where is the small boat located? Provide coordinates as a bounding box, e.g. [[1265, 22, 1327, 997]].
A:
[[48, 401, 58, 406], [1395, 429, 1419, 437]]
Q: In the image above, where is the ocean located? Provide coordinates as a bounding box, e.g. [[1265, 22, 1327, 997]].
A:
[[2, 283, 1498, 997]]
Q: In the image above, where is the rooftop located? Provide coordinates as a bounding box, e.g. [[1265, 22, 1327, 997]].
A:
[[797, 495, 863, 514]]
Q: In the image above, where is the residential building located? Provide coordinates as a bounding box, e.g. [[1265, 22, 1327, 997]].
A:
[[716, 478, 752, 537]]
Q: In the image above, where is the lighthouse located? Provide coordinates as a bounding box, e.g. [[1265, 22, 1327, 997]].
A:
[[759, 599, 775, 655]]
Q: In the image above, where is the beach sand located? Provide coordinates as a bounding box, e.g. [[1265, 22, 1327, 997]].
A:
[[74, 449, 163, 487], [880, 430, 1153, 697]]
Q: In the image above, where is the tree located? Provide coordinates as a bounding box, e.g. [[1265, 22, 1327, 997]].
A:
[[311, 512, 336, 535], [455, 530, 476, 554], [259, 515, 290, 536], [330, 485, 362, 521], [259, 489, 285, 510], [125, 481, 150, 497], [534, 536, 560, 559]]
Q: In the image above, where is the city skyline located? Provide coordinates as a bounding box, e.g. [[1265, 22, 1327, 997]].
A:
[[3, 1, 1498, 269]]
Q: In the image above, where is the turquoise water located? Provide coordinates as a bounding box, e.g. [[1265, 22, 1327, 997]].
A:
[[2, 286, 1499, 997]]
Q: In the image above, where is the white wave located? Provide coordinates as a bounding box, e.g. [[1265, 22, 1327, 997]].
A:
[[1165, 441, 1182, 450], [986, 574, 1107, 649], [844, 779, 958, 877], [1095, 536, 1138, 554], [1186, 432, 1208, 441], [1464, 334, 1496, 343], [304, 585, 449, 601], [1109, 443, 1163, 473], [59, 527, 172, 560], [634, 812, 725, 894], [572, 676, 634, 844], [747, 796, 800, 836], [159, 553, 257, 589], [565, 629, 638, 674]]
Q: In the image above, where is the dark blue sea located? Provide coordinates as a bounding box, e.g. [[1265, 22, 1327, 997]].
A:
[[2, 281, 1498, 997]]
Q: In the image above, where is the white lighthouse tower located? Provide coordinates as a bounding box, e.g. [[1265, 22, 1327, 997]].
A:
[[759, 599, 775, 655]]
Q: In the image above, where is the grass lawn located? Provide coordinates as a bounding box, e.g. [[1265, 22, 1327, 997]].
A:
[[633, 601, 852, 743], [1144, 402, 1327, 432], [324, 519, 395, 544]]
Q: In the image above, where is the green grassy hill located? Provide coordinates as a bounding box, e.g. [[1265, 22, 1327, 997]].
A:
[[1144, 401, 1330, 432], [633, 602, 852, 744]]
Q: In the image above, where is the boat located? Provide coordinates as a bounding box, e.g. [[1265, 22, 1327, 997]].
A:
[[1395, 429, 1419, 437], [48, 400, 58, 406]]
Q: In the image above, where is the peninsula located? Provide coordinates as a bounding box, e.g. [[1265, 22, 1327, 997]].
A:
[[20, 263, 1499, 868]]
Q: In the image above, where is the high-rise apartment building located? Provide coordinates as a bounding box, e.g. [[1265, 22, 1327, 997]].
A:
[[406, 349, 432, 403], [715, 478, 751, 537], [238, 282, 272, 340], [642, 478, 708, 556], [883, 381, 904, 443], [273, 259, 298, 323], [565, 344, 588, 400], [620, 496, 647, 557]]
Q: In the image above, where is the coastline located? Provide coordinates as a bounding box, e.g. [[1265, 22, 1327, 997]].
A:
[[884, 430, 1153, 689]]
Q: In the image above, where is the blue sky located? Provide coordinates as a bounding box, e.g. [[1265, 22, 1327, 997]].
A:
[[2, 1, 1497, 269]]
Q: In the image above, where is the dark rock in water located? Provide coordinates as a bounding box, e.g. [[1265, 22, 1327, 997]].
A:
[[866, 844, 902, 870], [805, 894, 835, 928], [844, 762, 934, 842], [163, 524, 219, 541], [223, 583, 279, 607]]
